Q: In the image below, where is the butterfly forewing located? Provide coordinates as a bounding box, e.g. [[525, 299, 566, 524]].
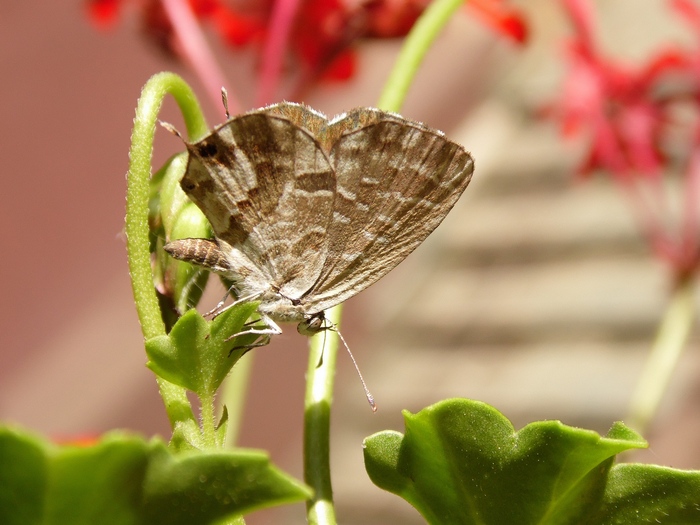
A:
[[182, 112, 336, 297]]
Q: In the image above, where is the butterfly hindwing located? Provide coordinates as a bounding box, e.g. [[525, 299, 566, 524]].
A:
[[302, 108, 474, 312]]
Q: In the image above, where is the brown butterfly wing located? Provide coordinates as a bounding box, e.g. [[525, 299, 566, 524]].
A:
[[181, 108, 336, 297], [302, 108, 474, 312]]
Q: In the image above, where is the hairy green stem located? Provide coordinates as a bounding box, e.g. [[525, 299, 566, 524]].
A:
[[627, 277, 696, 432], [126, 72, 209, 429], [200, 392, 218, 448], [376, 0, 465, 113], [126, 72, 209, 339]]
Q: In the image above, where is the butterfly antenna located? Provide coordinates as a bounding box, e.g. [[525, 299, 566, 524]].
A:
[[221, 88, 230, 119], [332, 324, 377, 412], [159, 120, 184, 141]]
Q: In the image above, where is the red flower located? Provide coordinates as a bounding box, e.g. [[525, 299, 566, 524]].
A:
[[86, 0, 528, 91], [557, 10, 689, 178]]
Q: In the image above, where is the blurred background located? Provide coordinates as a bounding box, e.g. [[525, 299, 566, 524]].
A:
[[1, 1, 699, 523]]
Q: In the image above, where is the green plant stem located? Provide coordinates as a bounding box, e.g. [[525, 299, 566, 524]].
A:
[[627, 276, 697, 433], [376, 0, 465, 113], [200, 392, 218, 448], [302, 3, 463, 521], [126, 72, 209, 429], [304, 305, 342, 525]]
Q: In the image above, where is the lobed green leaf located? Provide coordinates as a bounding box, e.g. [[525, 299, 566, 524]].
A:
[[362, 398, 686, 525], [595, 464, 700, 524], [145, 302, 260, 398], [0, 426, 311, 525]]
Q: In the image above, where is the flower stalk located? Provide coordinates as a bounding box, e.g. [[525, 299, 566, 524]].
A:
[[627, 276, 697, 433], [302, 0, 466, 521]]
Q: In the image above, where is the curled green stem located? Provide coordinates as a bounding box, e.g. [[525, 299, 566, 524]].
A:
[[126, 72, 209, 429]]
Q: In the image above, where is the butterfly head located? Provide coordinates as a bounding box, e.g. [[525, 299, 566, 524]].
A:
[[297, 312, 329, 336]]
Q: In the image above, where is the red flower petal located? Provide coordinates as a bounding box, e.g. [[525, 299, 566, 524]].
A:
[[365, 0, 429, 38], [189, 0, 218, 18], [320, 48, 356, 81], [214, 5, 265, 47], [54, 434, 101, 447], [637, 49, 693, 90], [672, 0, 700, 31], [85, 0, 122, 29], [468, 0, 528, 44]]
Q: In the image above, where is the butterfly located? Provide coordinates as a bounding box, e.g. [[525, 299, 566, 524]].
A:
[[164, 102, 474, 340]]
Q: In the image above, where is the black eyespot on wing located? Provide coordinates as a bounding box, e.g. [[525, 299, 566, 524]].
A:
[[197, 142, 218, 157]]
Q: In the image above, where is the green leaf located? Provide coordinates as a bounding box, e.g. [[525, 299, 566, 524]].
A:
[[0, 427, 47, 525], [596, 464, 700, 524], [142, 444, 311, 524], [46, 436, 149, 524], [0, 426, 311, 525], [145, 302, 260, 397], [170, 419, 206, 451], [363, 398, 649, 524]]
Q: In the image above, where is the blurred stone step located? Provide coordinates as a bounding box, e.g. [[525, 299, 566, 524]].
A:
[[442, 179, 646, 266], [369, 255, 668, 347]]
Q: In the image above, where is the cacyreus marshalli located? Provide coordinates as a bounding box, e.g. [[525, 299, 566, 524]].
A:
[[164, 101, 474, 344]]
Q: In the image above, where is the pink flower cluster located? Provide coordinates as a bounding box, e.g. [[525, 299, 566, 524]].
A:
[[550, 0, 700, 279]]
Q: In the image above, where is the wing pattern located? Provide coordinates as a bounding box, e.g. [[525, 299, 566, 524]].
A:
[[305, 109, 473, 311], [176, 103, 473, 319], [181, 110, 336, 297]]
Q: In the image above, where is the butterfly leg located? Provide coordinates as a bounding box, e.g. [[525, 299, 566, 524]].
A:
[[207, 291, 263, 319], [203, 288, 235, 318], [225, 313, 282, 356], [227, 313, 282, 340], [227, 334, 272, 357]]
